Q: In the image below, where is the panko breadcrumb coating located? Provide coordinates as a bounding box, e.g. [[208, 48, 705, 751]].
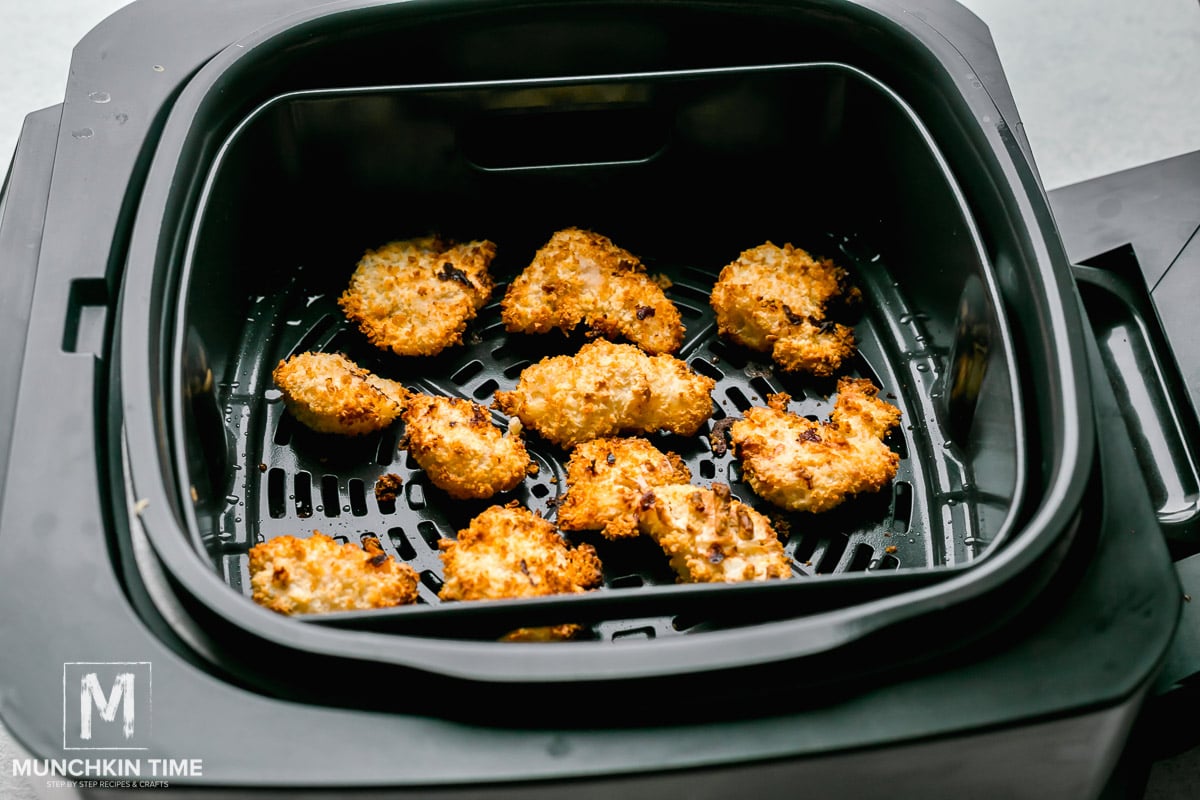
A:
[[501, 227, 684, 355], [493, 339, 715, 449], [339, 235, 496, 357], [558, 437, 692, 540], [374, 473, 404, 503], [710, 241, 860, 376], [402, 394, 530, 500], [272, 351, 409, 435], [438, 502, 603, 601], [248, 533, 419, 615], [730, 377, 902, 513], [636, 483, 791, 583], [438, 502, 603, 641]]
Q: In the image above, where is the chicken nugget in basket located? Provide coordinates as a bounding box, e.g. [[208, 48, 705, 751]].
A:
[[636, 483, 791, 583], [402, 393, 531, 500], [730, 377, 902, 513], [557, 437, 692, 540], [493, 339, 715, 449], [339, 235, 496, 357], [438, 502, 604, 641], [272, 351, 409, 436], [248, 532, 419, 615], [710, 241, 859, 376], [500, 227, 684, 355]]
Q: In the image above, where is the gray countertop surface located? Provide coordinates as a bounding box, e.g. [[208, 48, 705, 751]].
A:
[[1, 1, 1198, 797]]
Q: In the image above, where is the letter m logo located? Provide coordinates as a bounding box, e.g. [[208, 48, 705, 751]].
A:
[[63, 662, 151, 750], [80, 672, 135, 740]]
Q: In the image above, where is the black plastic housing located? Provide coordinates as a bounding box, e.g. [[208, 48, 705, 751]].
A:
[[0, 0, 1185, 795]]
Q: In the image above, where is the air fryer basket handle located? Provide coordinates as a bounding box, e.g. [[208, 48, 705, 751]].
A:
[[1057, 150, 1200, 550], [1057, 152, 1200, 696], [0, 105, 62, 513], [1072, 261, 1200, 540]]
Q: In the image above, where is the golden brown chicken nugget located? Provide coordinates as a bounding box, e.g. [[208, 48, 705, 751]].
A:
[[438, 502, 603, 602], [248, 532, 419, 615], [493, 339, 715, 449], [501, 227, 684, 355], [438, 503, 603, 640], [402, 394, 530, 500], [557, 437, 691, 540], [339, 235, 496, 357], [272, 351, 409, 436], [730, 377, 901, 513], [710, 241, 859, 376], [637, 483, 790, 583]]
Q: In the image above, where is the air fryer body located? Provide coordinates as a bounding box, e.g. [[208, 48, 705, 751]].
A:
[[0, 1, 1190, 797]]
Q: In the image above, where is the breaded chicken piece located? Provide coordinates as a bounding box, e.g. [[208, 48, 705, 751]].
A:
[[402, 393, 530, 500], [438, 502, 603, 601], [558, 437, 692, 540], [438, 502, 603, 640], [730, 377, 902, 513], [248, 533, 419, 615], [339, 235, 496, 357], [501, 227, 684, 355], [273, 351, 409, 435], [494, 339, 715, 449], [637, 483, 791, 583], [710, 241, 860, 376]]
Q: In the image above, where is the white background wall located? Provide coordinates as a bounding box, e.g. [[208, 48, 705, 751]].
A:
[[2, 0, 1198, 189]]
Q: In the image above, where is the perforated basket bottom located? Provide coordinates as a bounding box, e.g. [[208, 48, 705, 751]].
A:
[[207, 231, 975, 640]]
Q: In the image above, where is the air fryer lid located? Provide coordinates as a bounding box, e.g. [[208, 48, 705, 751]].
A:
[[117, 0, 1093, 689]]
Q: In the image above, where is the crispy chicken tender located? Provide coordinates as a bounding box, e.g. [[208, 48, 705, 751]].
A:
[[438, 502, 603, 601], [438, 502, 604, 641], [493, 339, 715, 449], [402, 394, 530, 500], [272, 351, 409, 435], [558, 437, 692, 540], [637, 483, 790, 583], [339, 235, 497, 357], [500, 227, 684, 355], [710, 241, 860, 376], [248, 533, 419, 615], [730, 377, 902, 513]]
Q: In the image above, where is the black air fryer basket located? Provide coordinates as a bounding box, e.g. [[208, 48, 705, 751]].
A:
[[1, 0, 1193, 796], [171, 61, 1025, 648]]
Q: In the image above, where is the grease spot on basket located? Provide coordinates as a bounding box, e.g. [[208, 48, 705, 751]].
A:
[[546, 736, 571, 757], [71, 128, 94, 140], [88, 91, 111, 104]]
